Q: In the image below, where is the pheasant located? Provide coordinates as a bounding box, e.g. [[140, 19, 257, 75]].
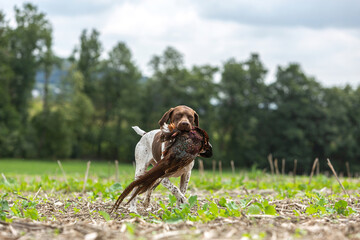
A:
[[110, 126, 210, 213]]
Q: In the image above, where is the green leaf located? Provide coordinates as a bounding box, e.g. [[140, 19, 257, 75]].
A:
[[24, 208, 39, 220], [129, 212, 141, 218], [264, 205, 276, 215], [98, 210, 111, 221], [209, 202, 219, 215], [317, 206, 326, 214], [109, 183, 122, 192], [253, 202, 264, 210], [189, 195, 197, 208], [0, 199, 9, 211], [334, 200, 347, 209], [219, 197, 227, 207], [225, 201, 239, 210], [305, 206, 317, 215], [10, 206, 22, 217], [317, 197, 327, 207], [248, 205, 261, 215], [73, 207, 80, 214], [334, 200, 350, 216], [168, 195, 177, 206], [202, 203, 209, 211]]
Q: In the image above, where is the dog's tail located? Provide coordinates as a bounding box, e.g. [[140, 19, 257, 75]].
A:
[[132, 126, 146, 136]]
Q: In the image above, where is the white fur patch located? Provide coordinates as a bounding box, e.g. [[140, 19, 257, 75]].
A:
[[129, 126, 192, 213], [160, 123, 170, 133]]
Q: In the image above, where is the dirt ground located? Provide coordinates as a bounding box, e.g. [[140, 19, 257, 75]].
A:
[[1, 189, 360, 240]]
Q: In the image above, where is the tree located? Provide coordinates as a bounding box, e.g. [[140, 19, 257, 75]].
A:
[[71, 29, 102, 103], [0, 11, 21, 157], [95, 42, 142, 160], [1, 3, 53, 157], [217, 54, 267, 167], [143, 47, 216, 129], [38, 30, 56, 113], [31, 109, 73, 158], [185, 65, 218, 131], [56, 65, 95, 158], [8, 3, 52, 121], [267, 64, 326, 172], [322, 86, 358, 170]]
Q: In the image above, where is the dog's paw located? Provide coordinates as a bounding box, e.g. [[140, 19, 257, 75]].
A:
[[176, 196, 187, 206]]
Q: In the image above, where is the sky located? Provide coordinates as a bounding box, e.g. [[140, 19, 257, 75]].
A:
[[1, 0, 360, 87]]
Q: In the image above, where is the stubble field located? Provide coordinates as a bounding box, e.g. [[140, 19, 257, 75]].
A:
[[1, 159, 360, 240]]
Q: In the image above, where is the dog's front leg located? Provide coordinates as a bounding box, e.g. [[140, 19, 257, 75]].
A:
[[161, 178, 187, 206], [180, 171, 191, 195]]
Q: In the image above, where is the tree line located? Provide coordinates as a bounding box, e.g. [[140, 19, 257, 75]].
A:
[[1, 4, 360, 173]]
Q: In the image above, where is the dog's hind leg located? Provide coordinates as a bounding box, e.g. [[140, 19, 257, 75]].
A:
[[129, 145, 152, 213], [161, 178, 187, 207], [143, 178, 161, 209]]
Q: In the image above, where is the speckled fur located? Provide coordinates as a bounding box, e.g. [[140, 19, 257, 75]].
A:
[[128, 127, 190, 213], [126, 106, 212, 213], [110, 127, 209, 214]]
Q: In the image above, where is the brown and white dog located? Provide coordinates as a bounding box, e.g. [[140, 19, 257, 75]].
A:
[[110, 126, 211, 214], [129, 105, 212, 213]]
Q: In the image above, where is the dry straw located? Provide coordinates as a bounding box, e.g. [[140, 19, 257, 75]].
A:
[[82, 161, 91, 193], [268, 154, 274, 175], [57, 160, 68, 185], [327, 158, 350, 198], [293, 159, 297, 184], [308, 158, 319, 185]]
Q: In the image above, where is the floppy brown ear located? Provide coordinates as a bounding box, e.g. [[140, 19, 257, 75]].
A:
[[158, 108, 174, 126], [194, 111, 199, 126]]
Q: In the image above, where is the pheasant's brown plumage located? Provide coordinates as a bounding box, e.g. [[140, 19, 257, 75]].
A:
[[110, 127, 209, 213]]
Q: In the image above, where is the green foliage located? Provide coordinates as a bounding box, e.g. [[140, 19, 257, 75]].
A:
[[304, 193, 356, 217], [156, 194, 276, 223], [32, 110, 73, 158], [333, 200, 354, 216], [2, 3, 360, 171], [0, 161, 358, 225], [4, 197, 45, 221], [9, 3, 52, 119], [0, 194, 10, 220], [98, 210, 111, 221], [247, 200, 277, 215], [73, 29, 102, 100]]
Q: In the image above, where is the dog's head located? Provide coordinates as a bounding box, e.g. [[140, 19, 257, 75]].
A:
[[158, 105, 199, 131]]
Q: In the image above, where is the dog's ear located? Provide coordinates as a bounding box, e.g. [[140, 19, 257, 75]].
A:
[[158, 108, 174, 126], [194, 111, 199, 126]]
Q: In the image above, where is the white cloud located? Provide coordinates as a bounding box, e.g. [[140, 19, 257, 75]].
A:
[[1, 0, 360, 87]]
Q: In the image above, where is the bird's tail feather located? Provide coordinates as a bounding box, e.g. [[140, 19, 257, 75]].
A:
[[110, 164, 165, 213]]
